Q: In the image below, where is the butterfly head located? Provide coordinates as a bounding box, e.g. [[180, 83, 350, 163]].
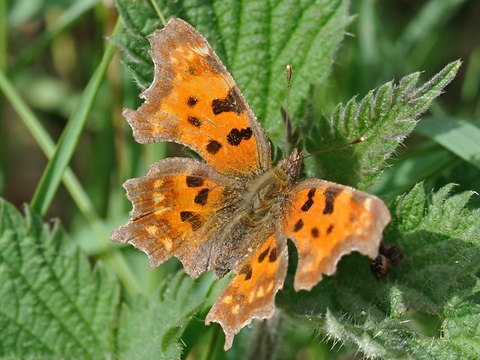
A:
[[278, 147, 303, 184]]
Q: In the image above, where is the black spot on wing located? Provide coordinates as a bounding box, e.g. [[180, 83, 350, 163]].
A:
[[187, 96, 198, 107], [269, 247, 277, 262], [186, 176, 204, 188], [212, 88, 244, 115], [326, 224, 334, 234], [293, 219, 304, 232], [180, 211, 202, 231], [301, 188, 316, 212], [187, 116, 201, 127], [226, 127, 252, 146], [323, 187, 343, 215], [206, 140, 222, 154], [258, 246, 270, 263], [194, 188, 209, 206], [240, 264, 253, 280]]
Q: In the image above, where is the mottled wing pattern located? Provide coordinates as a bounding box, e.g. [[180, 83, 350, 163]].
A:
[[111, 158, 239, 278], [282, 179, 391, 291], [205, 232, 288, 350], [123, 18, 271, 178]]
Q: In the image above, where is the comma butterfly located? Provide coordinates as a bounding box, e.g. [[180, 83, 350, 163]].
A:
[[111, 18, 391, 350]]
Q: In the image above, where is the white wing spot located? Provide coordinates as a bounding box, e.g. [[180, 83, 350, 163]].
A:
[[266, 281, 274, 293], [153, 179, 164, 189], [248, 290, 255, 303], [195, 45, 210, 56], [163, 237, 172, 252], [256, 285, 265, 298], [145, 225, 158, 236], [232, 304, 240, 315]]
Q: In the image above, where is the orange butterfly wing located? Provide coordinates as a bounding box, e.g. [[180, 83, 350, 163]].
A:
[[205, 232, 288, 350], [281, 179, 391, 291], [123, 18, 271, 178]]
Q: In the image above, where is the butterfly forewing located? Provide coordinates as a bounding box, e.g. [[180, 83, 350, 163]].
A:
[[282, 179, 391, 291], [123, 18, 272, 179]]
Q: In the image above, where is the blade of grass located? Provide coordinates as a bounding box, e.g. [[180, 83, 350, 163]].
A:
[[357, 0, 379, 67], [0, 20, 140, 296], [30, 21, 118, 215], [396, 0, 467, 57], [416, 117, 480, 170], [460, 48, 480, 109], [0, 0, 6, 70]]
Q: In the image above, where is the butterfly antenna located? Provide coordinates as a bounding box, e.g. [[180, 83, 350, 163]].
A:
[[302, 136, 367, 160], [283, 65, 293, 154]]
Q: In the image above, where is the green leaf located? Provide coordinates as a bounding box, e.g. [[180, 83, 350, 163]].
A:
[[416, 116, 480, 170], [370, 144, 458, 202], [279, 183, 480, 358], [0, 199, 119, 358], [116, 271, 205, 360], [114, 0, 351, 144], [305, 60, 461, 190]]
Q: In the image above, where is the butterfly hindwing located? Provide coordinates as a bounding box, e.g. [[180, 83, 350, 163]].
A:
[[205, 232, 288, 350], [111, 158, 241, 278]]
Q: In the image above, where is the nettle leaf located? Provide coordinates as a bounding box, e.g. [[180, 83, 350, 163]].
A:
[[116, 271, 205, 360], [279, 183, 480, 358], [0, 199, 119, 358], [114, 0, 351, 144], [304, 61, 461, 190]]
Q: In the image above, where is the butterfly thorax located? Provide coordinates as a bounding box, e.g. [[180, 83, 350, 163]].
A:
[[213, 156, 299, 277], [241, 148, 303, 218], [243, 166, 288, 213]]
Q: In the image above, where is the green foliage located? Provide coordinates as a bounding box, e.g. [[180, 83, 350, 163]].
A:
[[1, 0, 479, 359], [117, 272, 206, 360], [0, 199, 119, 358], [416, 117, 480, 170], [305, 61, 461, 190]]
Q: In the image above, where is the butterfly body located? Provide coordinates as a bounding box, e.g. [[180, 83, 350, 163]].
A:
[[112, 18, 390, 350]]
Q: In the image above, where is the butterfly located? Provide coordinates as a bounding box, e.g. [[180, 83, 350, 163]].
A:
[[111, 18, 391, 350]]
